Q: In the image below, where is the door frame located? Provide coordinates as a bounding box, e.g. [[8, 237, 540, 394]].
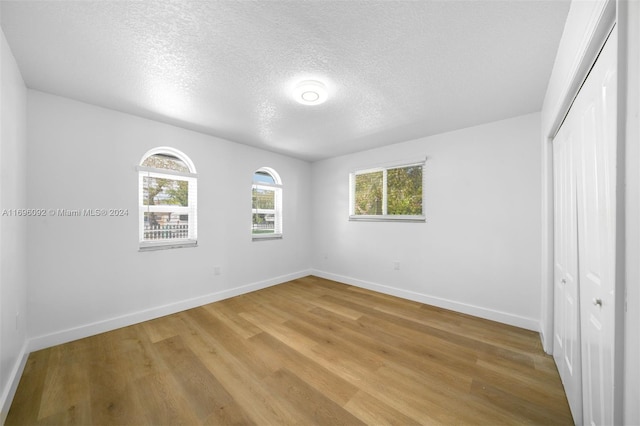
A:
[[621, 2, 640, 424], [541, 0, 628, 423], [541, 0, 615, 354]]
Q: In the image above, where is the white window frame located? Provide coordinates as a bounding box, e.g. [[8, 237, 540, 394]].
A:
[[252, 167, 283, 240], [138, 147, 198, 251], [349, 159, 426, 222]]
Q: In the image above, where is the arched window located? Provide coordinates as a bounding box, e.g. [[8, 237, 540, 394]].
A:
[[138, 147, 197, 250], [252, 167, 282, 239]]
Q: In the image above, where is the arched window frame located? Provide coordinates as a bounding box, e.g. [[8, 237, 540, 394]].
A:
[[137, 147, 198, 251], [252, 167, 283, 240]]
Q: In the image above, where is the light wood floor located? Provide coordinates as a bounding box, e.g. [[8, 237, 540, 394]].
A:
[[7, 276, 573, 425]]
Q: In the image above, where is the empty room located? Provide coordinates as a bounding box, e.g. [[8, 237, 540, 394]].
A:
[[1, 0, 638, 424]]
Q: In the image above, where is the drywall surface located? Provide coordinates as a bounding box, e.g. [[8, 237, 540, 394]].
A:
[[311, 113, 542, 330], [0, 29, 28, 421], [623, 1, 640, 423], [26, 90, 312, 348]]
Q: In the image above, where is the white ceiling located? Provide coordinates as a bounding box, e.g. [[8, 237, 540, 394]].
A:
[[1, 0, 570, 162]]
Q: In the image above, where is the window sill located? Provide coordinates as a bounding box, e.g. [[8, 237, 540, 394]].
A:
[[349, 215, 426, 223], [139, 240, 197, 251], [252, 233, 283, 241]]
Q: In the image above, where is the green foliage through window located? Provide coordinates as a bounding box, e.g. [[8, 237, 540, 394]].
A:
[[141, 154, 189, 173], [352, 163, 423, 217], [251, 169, 282, 236], [252, 188, 275, 210], [143, 177, 189, 207], [387, 166, 422, 215], [139, 148, 197, 245], [354, 171, 383, 215]]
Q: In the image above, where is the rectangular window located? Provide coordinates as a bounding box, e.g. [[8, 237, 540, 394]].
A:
[[252, 185, 282, 238], [143, 177, 189, 207], [138, 169, 197, 250], [350, 161, 425, 222]]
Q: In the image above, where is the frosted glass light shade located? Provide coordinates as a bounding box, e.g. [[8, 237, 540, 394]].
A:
[[293, 80, 328, 105]]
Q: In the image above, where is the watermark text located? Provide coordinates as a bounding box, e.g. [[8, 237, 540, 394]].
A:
[[1, 208, 129, 217]]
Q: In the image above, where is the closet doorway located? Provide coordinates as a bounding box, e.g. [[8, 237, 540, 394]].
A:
[[552, 26, 617, 425]]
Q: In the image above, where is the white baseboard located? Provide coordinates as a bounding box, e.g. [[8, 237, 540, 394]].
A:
[[540, 329, 552, 355], [28, 269, 313, 353], [3, 270, 311, 418], [310, 269, 540, 332], [6, 268, 537, 419], [0, 342, 28, 425]]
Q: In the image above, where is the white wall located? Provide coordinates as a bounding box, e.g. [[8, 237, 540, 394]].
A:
[[622, 0, 640, 423], [0, 29, 28, 421], [26, 90, 312, 349], [311, 113, 542, 330]]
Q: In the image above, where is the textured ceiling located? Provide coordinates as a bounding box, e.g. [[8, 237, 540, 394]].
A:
[[1, 1, 570, 162]]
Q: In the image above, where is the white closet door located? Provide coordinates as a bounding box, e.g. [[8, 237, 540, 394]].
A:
[[553, 108, 582, 424], [575, 28, 617, 426], [553, 26, 617, 426]]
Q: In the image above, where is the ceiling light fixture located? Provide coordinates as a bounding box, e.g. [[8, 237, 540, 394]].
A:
[[293, 80, 328, 106]]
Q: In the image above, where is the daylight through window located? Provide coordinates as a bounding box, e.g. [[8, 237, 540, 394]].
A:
[[350, 161, 425, 221], [138, 148, 197, 250], [252, 168, 282, 239]]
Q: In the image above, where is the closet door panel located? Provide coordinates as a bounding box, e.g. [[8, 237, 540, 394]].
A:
[[575, 28, 617, 426], [553, 117, 582, 423], [553, 26, 617, 426]]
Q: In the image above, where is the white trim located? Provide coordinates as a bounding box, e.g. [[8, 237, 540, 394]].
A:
[[349, 215, 426, 223], [136, 165, 197, 179], [139, 240, 197, 251], [349, 161, 425, 218], [252, 168, 283, 237], [254, 167, 282, 185], [541, 2, 627, 422], [27, 270, 313, 353], [622, 2, 640, 423], [0, 342, 28, 424], [543, 0, 616, 138], [540, 0, 616, 354], [311, 270, 539, 331], [253, 182, 282, 190], [352, 162, 425, 176], [139, 151, 198, 245], [252, 233, 283, 241], [350, 157, 427, 174]]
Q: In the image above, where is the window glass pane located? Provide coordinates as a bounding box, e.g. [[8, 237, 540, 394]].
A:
[[252, 213, 275, 234], [144, 212, 189, 240], [143, 177, 189, 207], [387, 166, 423, 215], [251, 168, 282, 238], [252, 187, 275, 210], [354, 171, 383, 215], [253, 171, 276, 184], [142, 154, 190, 173]]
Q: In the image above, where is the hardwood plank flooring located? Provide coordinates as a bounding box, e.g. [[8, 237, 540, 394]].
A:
[[6, 276, 573, 425]]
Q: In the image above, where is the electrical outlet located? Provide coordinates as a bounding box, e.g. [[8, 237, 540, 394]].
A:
[[393, 261, 400, 271], [214, 266, 221, 276]]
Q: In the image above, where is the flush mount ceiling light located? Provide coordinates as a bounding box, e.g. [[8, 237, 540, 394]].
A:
[[293, 80, 328, 106]]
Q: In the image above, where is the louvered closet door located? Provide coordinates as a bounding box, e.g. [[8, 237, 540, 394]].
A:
[[553, 107, 582, 424]]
